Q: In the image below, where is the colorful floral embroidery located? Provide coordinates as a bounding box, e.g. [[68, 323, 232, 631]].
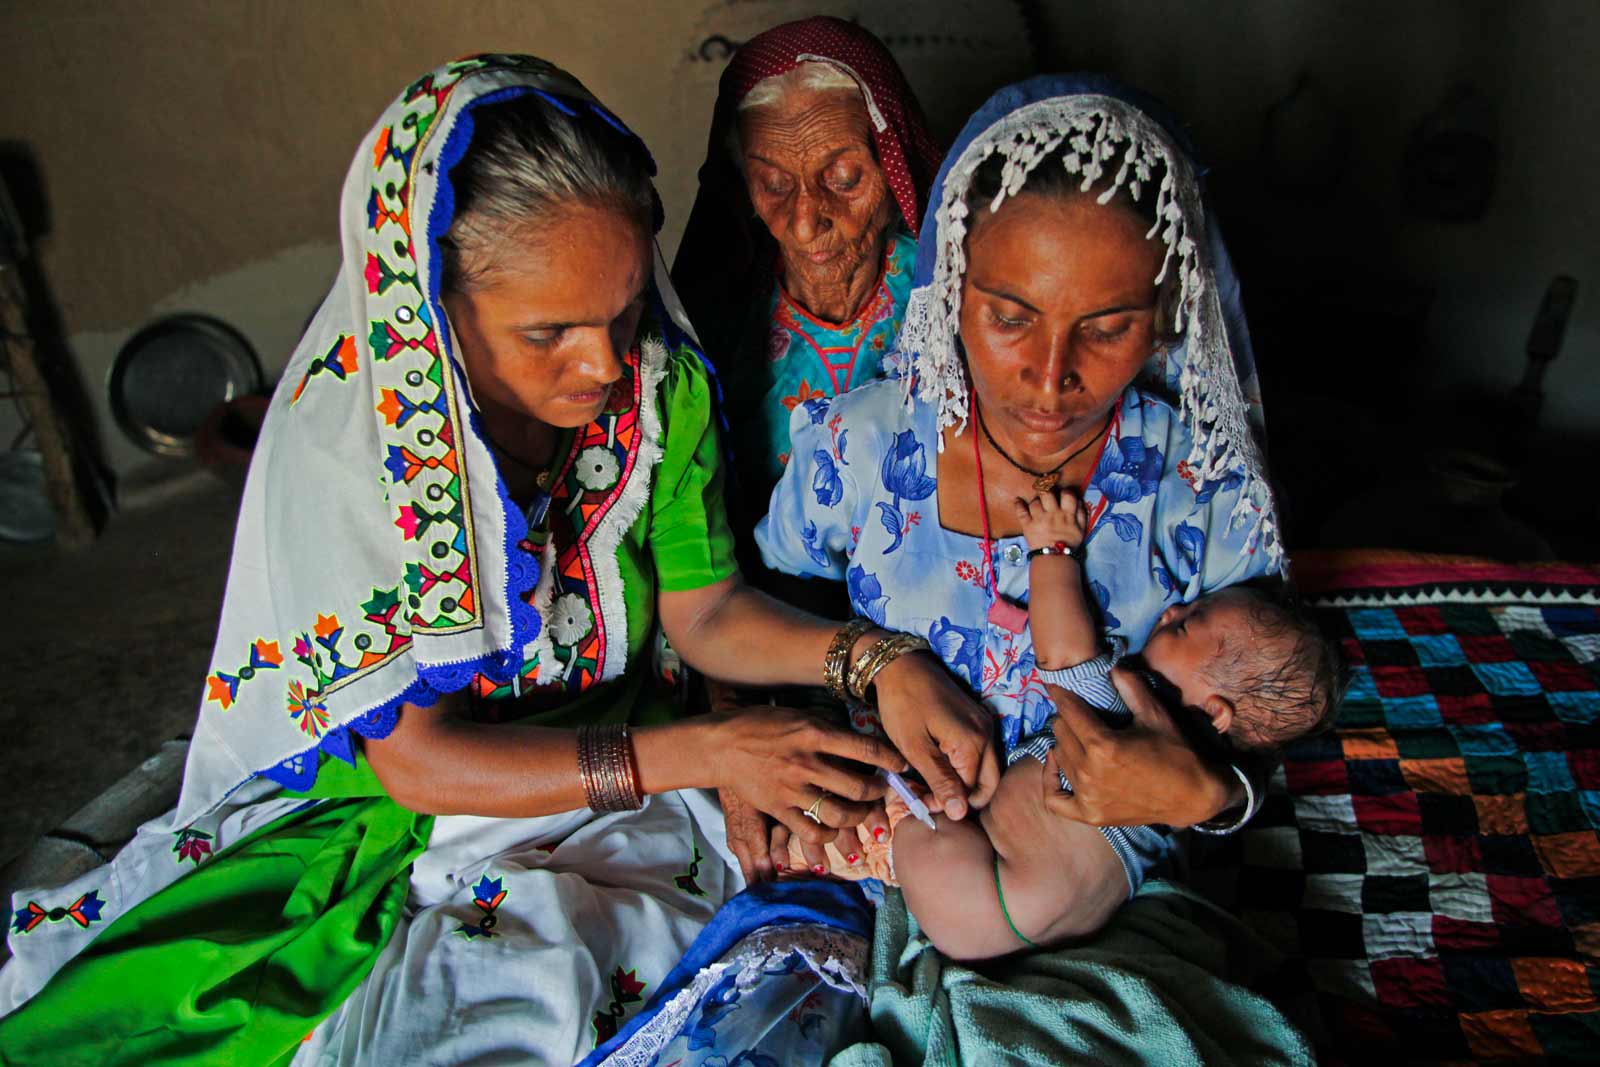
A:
[[549, 593, 596, 647], [471, 331, 665, 701], [674, 845, 707, 897], [173, 827, 214, 866], [592, 966, 648, 1044], [780, 379, 826, 412], [575, 446, 622, 492], [455, 873, 508, 940], [12, 891, 105, 934], [739, 232, 914, 489], [204, 639, 283, 710], [286, 680, 330, 738], [290, 335, 359, 403], [358, 60, 511, 640]]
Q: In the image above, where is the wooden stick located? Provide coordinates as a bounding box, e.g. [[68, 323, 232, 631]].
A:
[[0, 264, 96, 548]]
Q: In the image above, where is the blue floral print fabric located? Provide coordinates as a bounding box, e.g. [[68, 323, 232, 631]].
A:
[[756, 379, 1273, 756]]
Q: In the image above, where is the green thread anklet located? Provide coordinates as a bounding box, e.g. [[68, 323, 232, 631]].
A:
[[994, 857, 1038, 948]]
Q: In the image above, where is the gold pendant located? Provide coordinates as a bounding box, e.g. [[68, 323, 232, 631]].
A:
[[1033, 472, 1059, 493]]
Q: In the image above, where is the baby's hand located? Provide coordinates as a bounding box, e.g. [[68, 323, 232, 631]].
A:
[[1015, 489, 1087, 551]]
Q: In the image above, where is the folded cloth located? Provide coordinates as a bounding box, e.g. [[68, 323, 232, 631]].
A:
[[828, 881, 1315, 1067]]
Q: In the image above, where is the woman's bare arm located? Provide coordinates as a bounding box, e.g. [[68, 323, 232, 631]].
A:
[[365, 685, 907, 830], [660, 575, 1001, 820], [365, 692, 711, 817]]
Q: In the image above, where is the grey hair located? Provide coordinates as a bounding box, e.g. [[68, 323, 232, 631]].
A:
[[738, 61, 862, 112], [441, 92, 655, 292], [728, 62, 866, 168]]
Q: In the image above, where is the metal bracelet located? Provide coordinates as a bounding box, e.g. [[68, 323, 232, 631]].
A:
[[824, 617, 875, 704], [577, 723, 642, 813], [847, 632, 933, 703]]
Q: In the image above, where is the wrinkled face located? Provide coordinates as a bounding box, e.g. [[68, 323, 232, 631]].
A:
[[958, 191, 1163, 445], [444, 202, 650, 428], [739, 86, 892, 297], [1140, 589, 1253, 709]]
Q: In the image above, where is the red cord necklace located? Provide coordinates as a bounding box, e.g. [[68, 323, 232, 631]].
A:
[[971, 388, 1030, 634]]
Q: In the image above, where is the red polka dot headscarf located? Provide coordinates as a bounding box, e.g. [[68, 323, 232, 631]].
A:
[[720, 16, 940, 236], [672, 17, 940, 372]]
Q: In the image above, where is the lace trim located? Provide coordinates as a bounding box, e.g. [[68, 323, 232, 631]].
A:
[[587, 334, 668, 684], [597, 923, 869, 1067], [897, 94, 1279, 565]]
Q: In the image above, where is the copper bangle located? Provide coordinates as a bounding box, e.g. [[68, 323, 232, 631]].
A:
[[577, 723, 642, 812]]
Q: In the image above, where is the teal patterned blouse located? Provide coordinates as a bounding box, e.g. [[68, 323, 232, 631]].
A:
[[722, 230, 916, 496]]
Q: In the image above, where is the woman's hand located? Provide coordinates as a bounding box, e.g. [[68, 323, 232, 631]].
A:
[[871, 650, 1000, 821], [705, 704, 906, 845], [767, 802, 888, 876], [718, 788, 777, 885], [705, 679, 892, 879], [1040, 667, 1237, 827]]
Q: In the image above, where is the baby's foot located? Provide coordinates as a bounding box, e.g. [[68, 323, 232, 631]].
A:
[[785, 823, 896, 885]]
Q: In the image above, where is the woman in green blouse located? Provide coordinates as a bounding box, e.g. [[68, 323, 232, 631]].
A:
[[0, 56, 996, 1067]]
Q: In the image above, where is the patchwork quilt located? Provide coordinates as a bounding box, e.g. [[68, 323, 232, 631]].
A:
[[1193, 552, 1600, 1064]]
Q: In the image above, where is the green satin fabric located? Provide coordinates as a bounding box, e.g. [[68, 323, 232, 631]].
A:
[[0, 798, 430, 1067]]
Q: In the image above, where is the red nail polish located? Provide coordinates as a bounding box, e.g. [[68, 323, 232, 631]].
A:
[[846, 852, 860, 864], [775, 862, 786, 872], [812, 864, 826, 875], [873, 826, 887, 841]]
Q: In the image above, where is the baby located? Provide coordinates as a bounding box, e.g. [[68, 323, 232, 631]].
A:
[[886, 488, 1342, 960]]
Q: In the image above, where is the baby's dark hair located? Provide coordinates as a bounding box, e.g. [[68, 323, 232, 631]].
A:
[[1206, 580, 1347, 752]]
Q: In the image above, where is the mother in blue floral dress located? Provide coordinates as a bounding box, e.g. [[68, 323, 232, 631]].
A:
[[758, 73, 1284, 916]]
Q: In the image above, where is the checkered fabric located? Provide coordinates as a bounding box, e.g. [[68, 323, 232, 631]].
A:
[[1193, 553, 1600, 1065]]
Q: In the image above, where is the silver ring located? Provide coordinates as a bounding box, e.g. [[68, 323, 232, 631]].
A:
[[803, 793, 826, 824]]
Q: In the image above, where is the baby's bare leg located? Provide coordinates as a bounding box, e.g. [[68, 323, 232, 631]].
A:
[[892, 801, 1021, 961], [982, 758, 1130, 951]]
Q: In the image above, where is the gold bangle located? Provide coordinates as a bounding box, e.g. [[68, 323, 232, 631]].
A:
[[577, 723, 642, 812], [824, 617, 875, 704], [847, 632, 932, 703]]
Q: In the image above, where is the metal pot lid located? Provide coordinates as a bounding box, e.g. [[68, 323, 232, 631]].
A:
[[108, 314, 261, 457]]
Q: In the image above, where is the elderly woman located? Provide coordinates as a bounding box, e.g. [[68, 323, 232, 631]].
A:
[[0, 56, 993, 1067], [758, 74, 1282, 933], [673, 17, 940, 527]]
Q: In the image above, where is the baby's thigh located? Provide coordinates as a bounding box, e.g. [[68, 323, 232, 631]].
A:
[[982, 759, 1132, 944]]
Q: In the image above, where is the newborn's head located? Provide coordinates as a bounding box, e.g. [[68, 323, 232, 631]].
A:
[[1139, 583, 1343, 751]]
